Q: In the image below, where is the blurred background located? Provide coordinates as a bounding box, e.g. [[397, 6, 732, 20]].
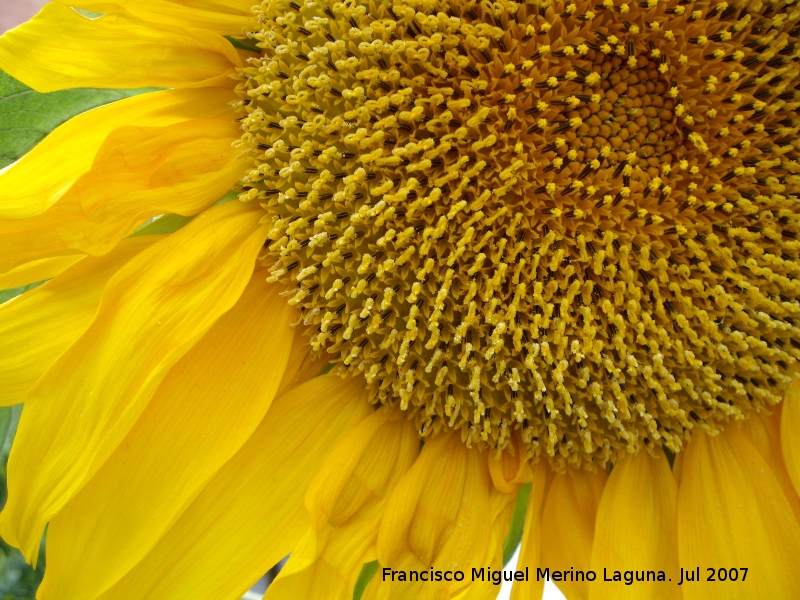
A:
[[0, 1, 47, 34]]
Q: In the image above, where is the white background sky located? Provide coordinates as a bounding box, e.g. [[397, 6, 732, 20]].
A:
[[0, 0, 47, 34], [497, 548, 566, 600]]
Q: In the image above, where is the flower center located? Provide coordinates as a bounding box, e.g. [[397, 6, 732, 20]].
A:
[[235, 0, 800, 468]]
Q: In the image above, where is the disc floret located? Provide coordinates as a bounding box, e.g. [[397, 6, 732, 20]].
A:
[[235, 0, 800, 469]]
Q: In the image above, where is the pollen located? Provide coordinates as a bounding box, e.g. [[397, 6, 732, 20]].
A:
[[234, 0, 800, 469]]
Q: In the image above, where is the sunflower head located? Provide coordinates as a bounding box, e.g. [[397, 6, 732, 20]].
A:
[[2, 1, 800, 599], [233, 0, 800, 469]]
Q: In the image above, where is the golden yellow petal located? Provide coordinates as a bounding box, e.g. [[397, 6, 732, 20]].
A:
[[488, 431, 534, 494], [274, 520, 385, 600], [441, 467, 518, 600], [360, 481, 517, 600], [677, 428, 800, 599], [488, 482, 524, 564], [0, 201, 267, 561], [0, 117, 245, 272], [0, 255, 83, 290], [0, 87, 235, 221], [589, 452, 680, 600], [0, 236, 156, 407], [94, 375, 373, 600], [672, 451, 684, 488], [510, 460, 550, 600], [305, 409, 419, 534], [740, 408, 800, 523], [276, 333, 330, 396], [37, 275, 295, 600], [782, 379, 800, 500], [369, 433, 495, 600], [0, 4, 240, 93], [541, 467, 606, 600], [266, 407, 418, 600], [54, 0, 257, 35]]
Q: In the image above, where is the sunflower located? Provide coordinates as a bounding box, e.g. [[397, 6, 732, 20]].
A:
[[1, 0, 800, 598]]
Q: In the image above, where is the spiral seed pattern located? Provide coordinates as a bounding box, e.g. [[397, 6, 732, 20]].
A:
[[235, 0, 800, 468]]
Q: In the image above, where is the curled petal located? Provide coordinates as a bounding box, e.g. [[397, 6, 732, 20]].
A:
[[38, 275, 296, 600], [0, 4, 241, 92], [95, 376, 373, 600], [0, 201, 267, 560]]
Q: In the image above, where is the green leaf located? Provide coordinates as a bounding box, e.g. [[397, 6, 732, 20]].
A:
[[129, 214, 195, 238], [0, 405, 41, 598], [0, 69, 157, 170], [0, 405, 20, 457], [663, 448, 675, 468], [0, 281, 46, 306], [1, 200, 240, 306], [0, 534, 44, 599], [319, 363, 336, 375], [74, 9, 104, 19], [215, 190, 241, 206], [0, 410, 11, 467], [353, 561, 379, 600], [129, 190, 241, 238], [0, 405, 21, 490], [502, 482, 531, 566], [225, 36, 261, 54]]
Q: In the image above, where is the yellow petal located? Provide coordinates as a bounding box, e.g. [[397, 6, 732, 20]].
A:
[[782, 379, 800, 500], [672, 450, 684, 487], [304, 408, 419, 540], [444, 467, 518, 600], [540, 467, 607, 600], [0, 4, 240, 93], [37, 276, 295, 600], [55, 0, 256, 35], [0, 255, 83, 290], [677, 428, 800, 599], [510, 460, 550, 600], [369, 434, 495, 600], [0, 236, 157, 407], [95, 375, 373, 600], [487, 482, 524, 565], [266, 407, 419, 600], [276, 520, 384, 600], [0, 117, 245, 272], [489, 431, 534, 494], [589, 452, 680, 600], [277, 336, 329, 396], [740, 407, 800, 523], [0, 200, 267, 561], [0, 87, 235, 220]]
